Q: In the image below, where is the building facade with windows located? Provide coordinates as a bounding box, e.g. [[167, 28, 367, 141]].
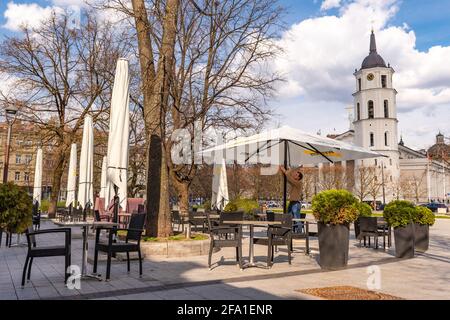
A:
[[329, 31, 449, 204]]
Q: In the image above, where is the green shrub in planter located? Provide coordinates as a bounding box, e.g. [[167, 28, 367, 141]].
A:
[[312, 190, 359, 270], [224, 198, 259, 218], [312, 189, 359, 225], [383, 200, 415, 228], [383, 200, 416, 258], [0, 183, 33, 234], [412, 206, 435, 253], [356, 202, 372, 217]]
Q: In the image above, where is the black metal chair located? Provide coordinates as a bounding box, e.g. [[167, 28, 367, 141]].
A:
[[188, 211, 206, 233], [207, 211, 243, 270], [93, 213, 146, 280], [358, 217, 385, 249], [22, 227, 71, 286], [171, 210, 183, 232], [253, 214, 293, 267]]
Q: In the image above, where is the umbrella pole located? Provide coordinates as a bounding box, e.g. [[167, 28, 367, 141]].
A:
[[283, 140, 288, 214]]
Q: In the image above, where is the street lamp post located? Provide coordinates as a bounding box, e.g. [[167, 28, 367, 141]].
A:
[[380, 161, 386, 205], [2, 105, 18, 184]]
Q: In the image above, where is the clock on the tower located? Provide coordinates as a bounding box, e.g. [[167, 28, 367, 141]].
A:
[[367, 73, 375, 81]]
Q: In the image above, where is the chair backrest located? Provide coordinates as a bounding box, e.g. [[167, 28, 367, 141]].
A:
[[270, 214, 292, 236], [137, 204, 145, 214], [126, 213, 146, 241], [127, 198, 145, 214], [172, 210, 181, 220], [267, 211, 284, 222], [206, 211, 219, 231], [359, 217, 378, 233], [220, 211, 244, 224]]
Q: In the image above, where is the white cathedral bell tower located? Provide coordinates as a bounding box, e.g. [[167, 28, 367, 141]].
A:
[[353, 31, 400, 202]]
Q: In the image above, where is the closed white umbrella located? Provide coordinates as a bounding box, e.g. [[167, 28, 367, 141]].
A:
[[32, 148, 43, 206], [211, 157, 229, 211], [99, 156, 107, 199], [65, 143, 77, 208], [105, 58, 130, 219], [78, 115, 94, 210]]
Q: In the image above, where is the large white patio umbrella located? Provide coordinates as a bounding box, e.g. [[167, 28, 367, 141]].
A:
[[99, 156, 107, 198], [32, 148, 43, 206], [65, 143, 77, 208], [201, 125, 386, 212], [105, 58, 130, 222], [211, 157, 229, 211], [78, 115, 94, 212]]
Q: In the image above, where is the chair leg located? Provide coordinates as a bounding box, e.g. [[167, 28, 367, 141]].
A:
[[287, 242, 292, 265], [106, 251, 112, 280], [138, 249, 143, 276], [22, 255, 30, 286], [126, 252, 130, 272], [93, 249, 98, 274], [235, 247, 239, 262], [237, 243, 243, 269], [27, 257, 34, 280], [65, 253, 71, 284]]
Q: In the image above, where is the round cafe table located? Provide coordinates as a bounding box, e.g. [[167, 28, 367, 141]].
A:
[[222, 220, 281, 269], [53, 220, 118, 280]]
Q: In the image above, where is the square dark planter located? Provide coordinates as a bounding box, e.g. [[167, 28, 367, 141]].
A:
[[393, 223, 415, 258], [318, 222, 350, 270], [414, 223, 429, 253]]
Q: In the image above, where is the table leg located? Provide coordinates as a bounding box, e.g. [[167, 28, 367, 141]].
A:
[[81, 226, 102, 281], [305, 222, 310, 255], [249, 225, 254, 264]]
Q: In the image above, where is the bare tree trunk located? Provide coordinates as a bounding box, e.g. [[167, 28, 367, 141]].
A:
[[48, 144, 67, 218]]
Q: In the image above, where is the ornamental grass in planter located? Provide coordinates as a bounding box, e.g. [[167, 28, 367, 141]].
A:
[[383, 200, 416, 259], [412, 207, 435, 253], [312, 189, 359, 270]]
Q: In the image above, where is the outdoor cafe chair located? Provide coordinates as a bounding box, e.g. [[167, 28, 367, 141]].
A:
[[358, 217, 386, 249], [253, 213, 293, 267], [21, 227, 72, 286], [207, 211, 243, 270], [94, 209, 111, 222], [188, 211, 207, 233], [171, 210, 183, 232], [93, 213, 146, 280]]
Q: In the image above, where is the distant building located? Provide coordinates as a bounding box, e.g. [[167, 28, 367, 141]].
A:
[[0, 120, 108, 201], [327, 31, 449, 204]]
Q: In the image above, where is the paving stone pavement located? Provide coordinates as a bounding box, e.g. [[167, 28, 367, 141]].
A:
[[1, 219, 449, 300]]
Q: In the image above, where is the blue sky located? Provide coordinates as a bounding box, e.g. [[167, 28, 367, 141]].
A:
[[280, 0, 450, 51], [0, 0, 449, 149], [1, 0, 450, 51]]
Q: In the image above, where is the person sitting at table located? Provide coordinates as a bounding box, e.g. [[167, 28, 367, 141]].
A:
[[279, 165, 304, 233]]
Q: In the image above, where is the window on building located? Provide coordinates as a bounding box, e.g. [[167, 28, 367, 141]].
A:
[[24, 172, 30, 182], [381, 75, 387, 88], [25, 155, 32, 165], [385, 132, 389, 146], [370, 133, 375, 147], [15, 154, 21, 164], [368, 101, 374, 119], [358, 78, 362, 91], [384, 100, 389, 118], [357, 103, 361, 120], [14, 172, 20, 181]]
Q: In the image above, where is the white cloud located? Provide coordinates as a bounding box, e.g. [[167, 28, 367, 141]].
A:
[[3, 2, 56, 31], [320, 0, 342, 11], [271, 0, 450, 149]]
